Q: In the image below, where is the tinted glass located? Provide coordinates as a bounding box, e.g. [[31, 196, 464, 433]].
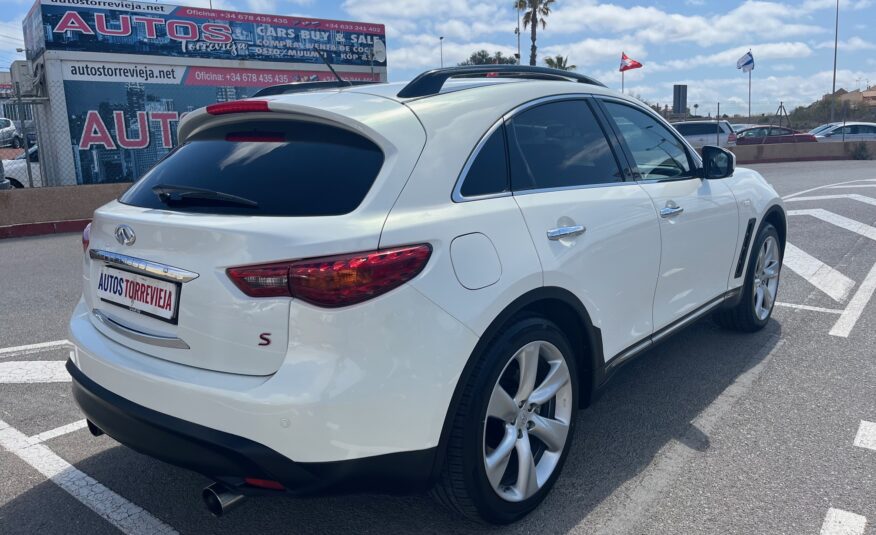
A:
[[460, 124, 509, 197], [506, 100, 621, 191], [603, 101, 692, 180], [770, 128, 791, 136], [860, 126, 876, 134], [675, 123, 718, 136], [120, 120, 384, 216]]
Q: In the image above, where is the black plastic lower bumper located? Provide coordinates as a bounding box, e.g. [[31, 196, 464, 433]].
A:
[[67, 360, 436, 495]]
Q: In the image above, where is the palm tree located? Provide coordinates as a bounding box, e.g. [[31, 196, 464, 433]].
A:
[[544, 55, 576, 71], [515, 0, 555, 66]]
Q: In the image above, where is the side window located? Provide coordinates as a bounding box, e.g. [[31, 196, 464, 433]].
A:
[[602, 101, 693, 180], [861, 126, 876, 134], [506, 100, 622, 191], [459, 124, 509, 198]]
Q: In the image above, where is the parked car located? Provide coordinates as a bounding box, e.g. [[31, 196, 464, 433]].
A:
[[731, 123, 759, 132], [67, 65, 786, 524], [815, 122, 876, 142], [672, 120, 737, 148], [736, 126, 817, 145], [2, 145, 40, 187], [0, 117, 23, 148]]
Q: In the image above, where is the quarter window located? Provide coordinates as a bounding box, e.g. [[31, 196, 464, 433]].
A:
[[506, 100, 622, 191], [459, 124, 510, 197], [603, 101, 693, 180]]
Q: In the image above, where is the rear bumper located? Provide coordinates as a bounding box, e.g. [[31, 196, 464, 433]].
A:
[[68, 359, 436, 495]]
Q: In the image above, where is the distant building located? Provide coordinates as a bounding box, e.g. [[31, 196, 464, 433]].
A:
[[673, 85, 688, 115]]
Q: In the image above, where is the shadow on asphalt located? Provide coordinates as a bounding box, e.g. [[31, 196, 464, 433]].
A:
[[0, 317, 782, 534]]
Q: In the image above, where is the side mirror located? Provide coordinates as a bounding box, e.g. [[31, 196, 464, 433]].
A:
[[701, 145, 735, 179]]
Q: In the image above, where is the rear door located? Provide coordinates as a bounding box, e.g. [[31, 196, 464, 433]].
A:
[[598, 98, 739, 330], [509, 98, 661, 360]]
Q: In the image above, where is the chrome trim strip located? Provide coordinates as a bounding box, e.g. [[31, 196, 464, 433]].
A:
[[92, 309, 190, 349], [512, 180, 638, 197], [547, 225, 586, 240], [650, 294, 727, 345], [89, 249, 199, 283]]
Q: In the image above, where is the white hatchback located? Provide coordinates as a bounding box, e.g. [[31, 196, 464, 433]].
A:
[[68, 66, 785, 524]]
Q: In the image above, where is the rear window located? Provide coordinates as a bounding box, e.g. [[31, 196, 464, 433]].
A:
[[120, 120, 384, 216]]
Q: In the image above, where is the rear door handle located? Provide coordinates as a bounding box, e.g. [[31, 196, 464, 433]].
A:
[[547, 225, 586, 240], [660, 202, 684, 218]]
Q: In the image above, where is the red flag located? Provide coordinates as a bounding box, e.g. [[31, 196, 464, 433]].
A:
[[619, 52, 643, 72]]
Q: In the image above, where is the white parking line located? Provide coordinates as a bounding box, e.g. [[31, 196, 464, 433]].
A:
[[0, 419, 178, 535], [853, 420, 876, 452], [829, 260, 876, 337], [774, 302, 844, 314], [827, 185, 876, 189], [0, 339, 72, 360], [0, 361, 70, 383], [783, 179, 876, 200], [788, 209, 876, 241], [28, 420, 88, 446], [782, 243, 855, 302], [787, 194, 876, 207], [820, 508, 867, 535]]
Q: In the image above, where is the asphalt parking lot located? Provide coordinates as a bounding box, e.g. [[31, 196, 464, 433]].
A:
[[1, 160, 875, 535]]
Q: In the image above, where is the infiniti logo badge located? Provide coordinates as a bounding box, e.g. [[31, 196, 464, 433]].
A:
[[114, 225, 136, 246]]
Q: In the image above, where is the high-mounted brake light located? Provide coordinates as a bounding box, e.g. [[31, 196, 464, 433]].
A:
[[206, 100, 270, 115], [82, 222, 91, 252], [226, 244, 432, 307]]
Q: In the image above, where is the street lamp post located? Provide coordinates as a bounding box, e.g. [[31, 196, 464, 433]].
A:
[[439, 36, 444, 68], [830, 0, 839, 122]]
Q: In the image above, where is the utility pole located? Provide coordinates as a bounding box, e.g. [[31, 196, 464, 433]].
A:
[[439, 36, 444, 68], [830, 0, 839, 122], [13, 81, 33, 188]]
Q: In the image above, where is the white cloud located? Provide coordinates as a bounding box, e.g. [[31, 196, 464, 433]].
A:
[[815, 37, 876, 51], [542, 38, 647, 68], [649, 42, 813, 72]]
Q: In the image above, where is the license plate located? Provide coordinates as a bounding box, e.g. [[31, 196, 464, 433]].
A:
[[96, 266, 180, 322]]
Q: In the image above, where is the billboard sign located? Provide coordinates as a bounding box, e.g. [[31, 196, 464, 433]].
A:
[[30, 0, 386, 69], [62, 60, 381, 184]]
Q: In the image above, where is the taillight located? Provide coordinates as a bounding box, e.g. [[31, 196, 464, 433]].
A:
[[206, 100, 270, 115], [226, 244, 432, 307], [728, 132, 737, 143], [82, 222, 91, 252]]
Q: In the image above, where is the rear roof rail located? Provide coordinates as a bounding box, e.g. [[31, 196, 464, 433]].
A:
[[396, 65, 606, 99], [253, 80, 381, 97]]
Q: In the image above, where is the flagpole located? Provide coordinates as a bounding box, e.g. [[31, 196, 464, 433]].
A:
[[748, 69, 751, 122], [622, 70, 625, 93]]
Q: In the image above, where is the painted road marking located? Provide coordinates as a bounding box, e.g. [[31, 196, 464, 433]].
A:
[[830, 259, 876, 337], [0, 339, 72, 360], [774, 302, 843, 314], [783, 179, 876, 200], [788, 209, 876, 241], [787, 193, 876, 207], [820, 508, 867, 535], [0, 419, 178, 535], [853, 420, 876, 452], [827, 185, 876, 189], [782, 243, 855, 302], [0, 361, 70, 383], [27, 420, 88, 446]]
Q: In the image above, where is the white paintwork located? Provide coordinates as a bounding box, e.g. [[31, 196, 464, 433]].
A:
[[514, 185, 660, 359], [450, 233, 502, 290], [638, 177, 739, 329], [0, 419, 178, 535], [782, 243, 855, 302], [69, 78, 783, 469], [853, 420, 876, 451], [820, 508, 867, 535], [2, 147, 41, 188]]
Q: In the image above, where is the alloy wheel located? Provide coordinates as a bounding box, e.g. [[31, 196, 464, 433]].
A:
[[483, 340, 573, 502], [753, 235, 780, 320]]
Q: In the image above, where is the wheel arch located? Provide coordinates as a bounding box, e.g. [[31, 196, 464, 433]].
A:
[[428, 287, 604, 485], [761, 204, 787, 253]]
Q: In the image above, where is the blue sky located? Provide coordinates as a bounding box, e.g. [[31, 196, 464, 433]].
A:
[[2, 0, 875, 115]]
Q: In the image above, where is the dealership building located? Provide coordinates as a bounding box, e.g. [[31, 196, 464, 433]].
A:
[[20, 0, 387, 186]]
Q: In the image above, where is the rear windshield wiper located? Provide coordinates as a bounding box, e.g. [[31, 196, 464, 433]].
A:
[[151, 184, 259, 208]]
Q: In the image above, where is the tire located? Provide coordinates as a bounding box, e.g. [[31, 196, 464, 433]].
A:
[[11, 137, 20, 149], [432, 316, 579, 524], [8, 178, 23, 188], [714, 223, 782, 332]]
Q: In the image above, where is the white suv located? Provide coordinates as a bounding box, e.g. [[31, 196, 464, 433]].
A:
[[68, 66, 785, 524]]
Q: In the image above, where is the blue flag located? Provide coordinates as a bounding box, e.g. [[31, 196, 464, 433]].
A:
[[737, 51, 754, 73]]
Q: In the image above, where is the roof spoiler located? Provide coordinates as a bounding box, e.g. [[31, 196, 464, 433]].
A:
[[396, 65, 606, 99]]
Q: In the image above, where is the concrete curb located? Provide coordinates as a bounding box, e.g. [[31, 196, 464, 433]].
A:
[[0, 219, 90, 240]]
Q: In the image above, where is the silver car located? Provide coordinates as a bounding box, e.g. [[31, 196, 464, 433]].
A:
[[0, 118, 22, 148], [815, 122, 876, 142], [672, 120, 737, 148]]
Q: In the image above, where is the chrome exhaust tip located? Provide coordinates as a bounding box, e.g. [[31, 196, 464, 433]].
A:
[[202, 482, 245, 517]]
